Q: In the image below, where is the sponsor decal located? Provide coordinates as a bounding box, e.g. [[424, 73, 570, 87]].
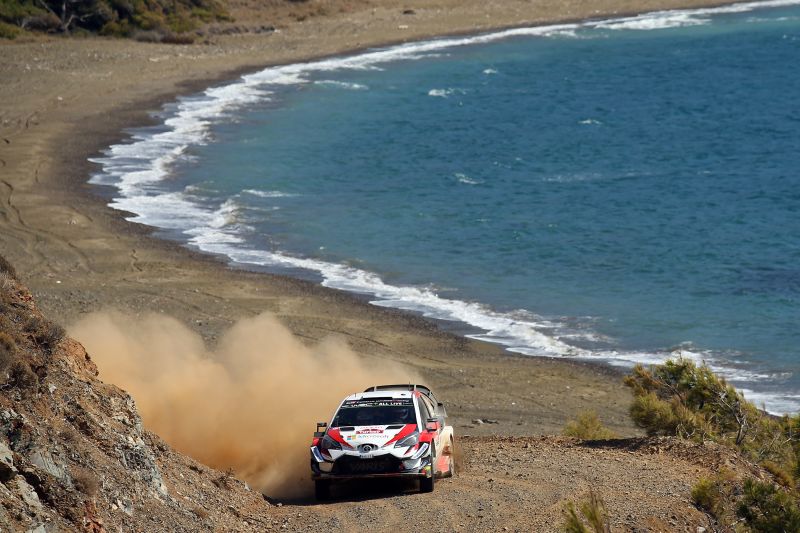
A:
[[341, 398, 413, 408], [356, 428, 384, 434]]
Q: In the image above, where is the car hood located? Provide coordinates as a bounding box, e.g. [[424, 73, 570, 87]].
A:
[[332, 423, 418, 449]]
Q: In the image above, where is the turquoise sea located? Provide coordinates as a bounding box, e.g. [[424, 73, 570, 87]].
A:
[[92, 0, 800, 413]]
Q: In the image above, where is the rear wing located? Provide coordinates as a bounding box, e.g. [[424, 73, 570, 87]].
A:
[[364, 384, 433, 395]]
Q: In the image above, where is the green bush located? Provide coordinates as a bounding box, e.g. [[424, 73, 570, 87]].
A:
[[0, 0, 40, 23], [624, 359, 798, 469], [0, 0, 229, 37], [563, 411, 617, 440], [692, 476, 723, 516], [0, 19, 21, 38], [630, 360, 800, 531], [737, 479, 800, 532]]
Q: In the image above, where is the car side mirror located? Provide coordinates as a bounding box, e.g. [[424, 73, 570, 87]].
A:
[[425, 418, 439, 432], [314, 421, 328, 438]]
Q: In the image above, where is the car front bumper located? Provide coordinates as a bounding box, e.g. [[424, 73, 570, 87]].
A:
[[310, 444, 433, 480]]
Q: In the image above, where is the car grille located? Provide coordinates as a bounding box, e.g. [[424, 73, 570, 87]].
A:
[[334, 456, 400, 475]]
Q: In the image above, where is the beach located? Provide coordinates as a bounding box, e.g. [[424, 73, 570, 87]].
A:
[[0, 0, 744, 438]]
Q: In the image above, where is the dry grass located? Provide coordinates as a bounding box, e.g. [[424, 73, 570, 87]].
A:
[[563, 490, 611, 533], [24, 315, 65, 352], [0, 254, 17, 279], [72, 467, 100, 496], [191, 505, 209, 520], [0, 331, 16, 373]]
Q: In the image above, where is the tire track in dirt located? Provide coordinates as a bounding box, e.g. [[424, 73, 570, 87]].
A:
[[267, 435, 759, 532]]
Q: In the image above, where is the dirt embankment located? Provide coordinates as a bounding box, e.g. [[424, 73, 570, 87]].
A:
[[0, 271, 272, 531]]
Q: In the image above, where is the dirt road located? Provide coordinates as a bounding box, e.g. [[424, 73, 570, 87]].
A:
[[252, 435, 754, 532]]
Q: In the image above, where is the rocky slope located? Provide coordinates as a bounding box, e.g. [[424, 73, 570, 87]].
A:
[[0, 265, 271, 532]]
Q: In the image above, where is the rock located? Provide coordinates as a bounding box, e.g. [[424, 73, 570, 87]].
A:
[[402, 9, 416, 15], [118, 441, 168, 497], [0, 440, 16, 481], [9, 475, 42, 512], [29, 449, 69, 484]]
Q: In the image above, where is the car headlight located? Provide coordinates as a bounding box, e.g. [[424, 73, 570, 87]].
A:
[[394, 432, 420, 448], [320, 434, 342, 451]]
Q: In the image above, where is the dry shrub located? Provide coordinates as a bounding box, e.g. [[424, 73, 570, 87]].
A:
[[563, 411, 617, 440], [131, 29, 163, 42], [59, 427, 80, 445], [0, 271, 19, 316], [692, 476, 724, 517], [0, 271, 16, 291], [0, 255, 17, 279], [212, 470, 234, 490], [762, 460, 795, 489], [563, 490, 611, 533], [161, 31, 195, 44], [10, 360, 38, 390], [132, 28, 195, 44], [24, 315, 65, 351], [0, 331, 16, 373], [71, 467, 99, 496]]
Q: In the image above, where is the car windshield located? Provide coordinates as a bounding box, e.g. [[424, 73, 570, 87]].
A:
[[332, 398, 416, 427]]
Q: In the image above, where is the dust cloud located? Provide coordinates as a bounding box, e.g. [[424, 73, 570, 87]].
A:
[[69, 312, 416, 497]]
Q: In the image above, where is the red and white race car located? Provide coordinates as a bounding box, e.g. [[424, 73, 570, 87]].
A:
[[310, 384, 455, 499]]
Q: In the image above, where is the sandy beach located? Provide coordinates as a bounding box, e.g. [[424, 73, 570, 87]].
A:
[[0, 0, 740, 439]]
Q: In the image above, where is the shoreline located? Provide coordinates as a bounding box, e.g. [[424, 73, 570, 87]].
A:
[[0, 0, 765, 437]]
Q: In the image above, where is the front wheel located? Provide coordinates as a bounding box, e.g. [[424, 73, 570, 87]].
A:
[[420, 446, 436, 493], [315, 479, 331, 501], [420, 472, 435, 493]]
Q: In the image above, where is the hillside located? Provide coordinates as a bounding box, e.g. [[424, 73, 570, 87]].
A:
[[0, 260, 273, 531], [1, 0, 365, 41]]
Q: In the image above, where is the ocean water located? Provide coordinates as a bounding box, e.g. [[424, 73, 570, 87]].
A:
[[91, 0, 800, 413]]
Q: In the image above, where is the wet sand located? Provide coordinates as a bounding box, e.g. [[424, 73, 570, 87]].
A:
[[0, 0, 739, 436]]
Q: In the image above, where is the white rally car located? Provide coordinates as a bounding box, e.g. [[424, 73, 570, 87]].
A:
[[310, 384, 455, 499]]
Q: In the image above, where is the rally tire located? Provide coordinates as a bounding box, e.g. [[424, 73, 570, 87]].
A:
[[315, 479, 331, 501], [420, 473, 435, 493], [420, 445, 436, 493]]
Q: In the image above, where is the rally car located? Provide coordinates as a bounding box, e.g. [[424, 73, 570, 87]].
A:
[[310, 384, 455, 499]]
